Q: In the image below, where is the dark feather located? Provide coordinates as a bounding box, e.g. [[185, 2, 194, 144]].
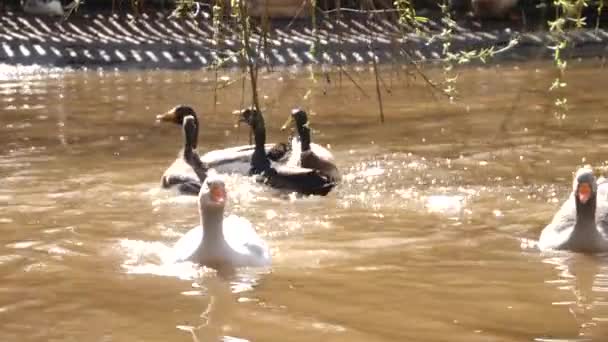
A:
[[289, 109, 341, 183], [161, 115, 207, 195], [267, 142, 291, 162], [240, 109, 336, 196]]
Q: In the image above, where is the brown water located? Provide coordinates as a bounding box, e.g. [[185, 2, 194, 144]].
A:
[[2, 60, 608, 342]]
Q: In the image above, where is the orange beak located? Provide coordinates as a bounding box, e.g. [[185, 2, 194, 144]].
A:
[[578, 182, 591, 204], [210, 185, 226, 203]]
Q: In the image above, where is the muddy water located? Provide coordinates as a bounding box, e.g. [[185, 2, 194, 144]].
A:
[[1, 60, 608, 341]]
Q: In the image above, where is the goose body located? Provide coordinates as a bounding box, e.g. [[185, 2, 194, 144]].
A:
[[538, 167, 608, 253], [158, 105, 286, 195], [164, 142, 292, 183], [171, 117, 271, 270], [282, 109, 341, 183], [202, 141, 293, 175], [157, 105, 329, 194], [239, 108, 336, 196], [202, 135, 333, 173], [172, 214, 271, 269], [284, 136, 335, 169]]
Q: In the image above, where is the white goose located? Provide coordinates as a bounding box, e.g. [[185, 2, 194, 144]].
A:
[[171, 116, 271, 270], [538, 167, 608, 253]]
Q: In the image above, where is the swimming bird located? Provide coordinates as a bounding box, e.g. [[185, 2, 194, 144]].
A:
[[238, 108, 336, 196], [281, 108, 341, 182], [170, 116, 271, 271], [157, 105, 292, 176], [170, 176, 271, 270], [538, 167, 608, 253], [160, 110, 205, 195]]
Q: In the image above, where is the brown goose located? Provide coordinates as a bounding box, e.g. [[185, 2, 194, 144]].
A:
[[538, 167, 608, 253], [238, 108, 336, 196], [281, 109, 341, 183], [157, 105, 291, 195], [160, 107, 205, 195]]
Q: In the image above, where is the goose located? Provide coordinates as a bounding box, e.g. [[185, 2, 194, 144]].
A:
[[238, 108, 336, 196], [538, 167, 608, 253], [160, 110, 205, 195], [280, 110, 335, 168], [158, 105, 290, 195], [170, 116, 271, 270], [281, 109, 341, 182], [157, 105, 294, 176], [157, 105, 332, 171]]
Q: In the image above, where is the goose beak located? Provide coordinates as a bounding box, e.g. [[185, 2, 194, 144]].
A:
[[281, 116, 294, 131], [578, 182, 591, 204], [210, 184, 226, 204], [156, 109, 177, 123]]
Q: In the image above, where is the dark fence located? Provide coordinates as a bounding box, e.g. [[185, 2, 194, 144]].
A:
[[1, 1, 607, 69]]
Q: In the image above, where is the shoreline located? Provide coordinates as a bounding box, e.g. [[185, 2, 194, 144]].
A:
[[1, 10, 607, 71]]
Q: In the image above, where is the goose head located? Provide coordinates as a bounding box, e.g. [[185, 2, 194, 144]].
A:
[[281, 108, 311, 152], [573, 167, 597, 209], [199, 176, 227, 216], [158, 105, 199, 148], [197, 176, 230, 269], [281, 108, 309, 132], [157, 105, 199, 125], [237, 108, 264, 130]]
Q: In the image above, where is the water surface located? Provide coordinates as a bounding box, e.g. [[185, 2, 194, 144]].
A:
[[2, 61, 608, 341]]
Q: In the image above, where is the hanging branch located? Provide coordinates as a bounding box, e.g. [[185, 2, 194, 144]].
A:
[[261, 0, 272, 71], [308, 0, 320, 87], [335, 0, 343, 88], [234, 0, 261, 111], [597, 0, 605, 32], [366, 0, 385, 123], [338, 65, 371, 98], [311, 0, 320, 62], [212, 0, 224, 116], [372, 49, 385, 123], [548, 0, 589, 119], [438, 0, 457, 102]]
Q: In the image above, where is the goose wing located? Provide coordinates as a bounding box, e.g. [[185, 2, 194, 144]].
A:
[[170, 225, 203, 263], [310, 143, 335, 162], [222, 215, 271, 266], [538, 194, 577, 251], [301, 151, 341, 181], [202, 143, 289, 174], [264, 165, 336, 196]]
